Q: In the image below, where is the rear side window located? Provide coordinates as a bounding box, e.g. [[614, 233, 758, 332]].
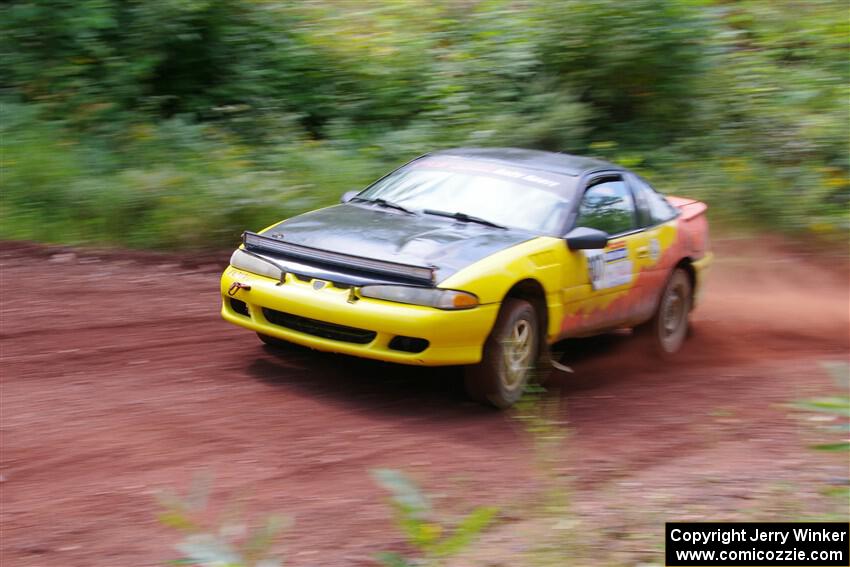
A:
[[576, 178, 637, 235], [630, 174, 678, 225]]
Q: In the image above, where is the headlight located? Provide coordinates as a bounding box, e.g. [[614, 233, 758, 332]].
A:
[[230, 248, 283, 280], [359, 285, 478, 310]]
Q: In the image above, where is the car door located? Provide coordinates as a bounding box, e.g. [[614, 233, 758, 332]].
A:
[[559, 173, 650, 336], [627, 172, 682, 323]]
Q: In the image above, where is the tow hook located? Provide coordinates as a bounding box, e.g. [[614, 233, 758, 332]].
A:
[[227, 282, 251, 296]]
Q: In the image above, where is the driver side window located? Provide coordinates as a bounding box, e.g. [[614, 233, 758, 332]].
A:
[[576, 178, 637, 235]]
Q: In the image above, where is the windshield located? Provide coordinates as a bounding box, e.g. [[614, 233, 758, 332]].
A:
[[356, 156, 578, 234]]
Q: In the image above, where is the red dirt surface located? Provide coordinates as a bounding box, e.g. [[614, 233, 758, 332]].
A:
[[1, 236, 848, 566]]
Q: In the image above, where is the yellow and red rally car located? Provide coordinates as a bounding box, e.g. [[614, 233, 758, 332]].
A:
[[221, 148, 712, 407]]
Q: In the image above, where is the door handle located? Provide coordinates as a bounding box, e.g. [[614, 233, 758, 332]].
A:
[[636, 246, 650, 259]]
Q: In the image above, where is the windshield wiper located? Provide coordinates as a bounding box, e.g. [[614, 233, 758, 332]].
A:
[[352, 197, 415, 215], [422, 209, 507, 229]]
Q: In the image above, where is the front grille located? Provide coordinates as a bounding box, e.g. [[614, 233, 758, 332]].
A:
[[262, 308, 376, 344]]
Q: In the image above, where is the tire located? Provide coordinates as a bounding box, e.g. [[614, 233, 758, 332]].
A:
[[639, 268, 692, 356], [464, 298, 540, 409]]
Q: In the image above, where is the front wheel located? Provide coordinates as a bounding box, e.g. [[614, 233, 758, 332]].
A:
[[464, 298, 539, 409], [639, 268, 692, 356]]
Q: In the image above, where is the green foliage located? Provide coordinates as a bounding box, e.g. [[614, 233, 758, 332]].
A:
[[793, 394, 849, 452], [371, 468, 498, 566], [1, 0, 847, 248], [157, 476, 287, 567], [0, 103, 387, 248], [791, 362, 850, 500], [157, 470, 496, 567], [794, 363, 850, 429], [795, 397, 850, 419]]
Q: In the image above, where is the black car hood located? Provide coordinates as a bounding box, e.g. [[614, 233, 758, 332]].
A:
[[261, 204, 537, 284]]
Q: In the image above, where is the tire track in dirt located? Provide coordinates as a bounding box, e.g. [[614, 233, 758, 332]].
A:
[[1, 237, 847, 566]]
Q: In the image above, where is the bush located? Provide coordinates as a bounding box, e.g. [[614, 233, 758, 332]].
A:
[[1, 0, 847, 248]]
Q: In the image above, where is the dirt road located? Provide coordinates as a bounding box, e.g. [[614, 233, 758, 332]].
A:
[[1, 237, 848, 566]]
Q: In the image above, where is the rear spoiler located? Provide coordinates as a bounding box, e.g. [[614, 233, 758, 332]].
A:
[[667, 196, 707, 221], [242, 231, 436, 286]]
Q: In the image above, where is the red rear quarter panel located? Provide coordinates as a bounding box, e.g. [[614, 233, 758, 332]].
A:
[[668, 196, 710, 260]]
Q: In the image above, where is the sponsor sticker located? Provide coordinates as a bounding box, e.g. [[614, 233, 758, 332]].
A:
[[649, 238, 661, 262], [585, 243, 633, 290]]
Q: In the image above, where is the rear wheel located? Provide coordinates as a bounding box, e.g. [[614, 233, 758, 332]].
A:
[[464, 299, 539, 409], [639, 268, 692, 356]]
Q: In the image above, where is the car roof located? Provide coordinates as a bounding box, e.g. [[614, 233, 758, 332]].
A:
[[431, 147, 621, 177]]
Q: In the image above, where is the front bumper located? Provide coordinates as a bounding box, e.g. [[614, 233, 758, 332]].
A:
[[220, 266, 499, 366]]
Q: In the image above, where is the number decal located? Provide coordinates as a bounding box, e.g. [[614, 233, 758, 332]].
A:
[[585, 243, 633, 290]]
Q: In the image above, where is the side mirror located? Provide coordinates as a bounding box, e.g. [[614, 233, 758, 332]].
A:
[[340, 190, 359, 204], [565, 227, 609, 250]]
